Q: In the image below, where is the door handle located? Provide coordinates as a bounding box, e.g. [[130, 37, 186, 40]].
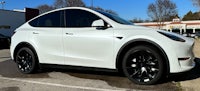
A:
[[33, 32, 39, 34], [66, 33, 73, 35]]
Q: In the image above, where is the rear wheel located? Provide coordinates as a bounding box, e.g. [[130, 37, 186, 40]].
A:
[[122, 45, 164, 85], [15, 47, 38, 74]]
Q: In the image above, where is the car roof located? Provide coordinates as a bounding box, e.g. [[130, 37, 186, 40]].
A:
[[26, 7, 122, 28], [27, 7, 97, 23]]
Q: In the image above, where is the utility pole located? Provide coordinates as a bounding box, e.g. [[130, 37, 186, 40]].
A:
[[91, 0, 93, 9], [0, 1, 5, 9]]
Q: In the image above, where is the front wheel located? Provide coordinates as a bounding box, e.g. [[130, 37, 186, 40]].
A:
[[15, 47, 38, 74], [122, 45, 164, 85]]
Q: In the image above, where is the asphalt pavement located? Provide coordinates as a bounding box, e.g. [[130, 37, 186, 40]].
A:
[[0, 49, 188, 91]]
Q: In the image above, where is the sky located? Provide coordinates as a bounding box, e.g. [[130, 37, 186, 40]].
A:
[[1, 0, 199, 20]]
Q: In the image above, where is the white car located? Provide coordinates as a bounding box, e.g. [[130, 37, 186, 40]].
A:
[[10, 7, 195, 85]]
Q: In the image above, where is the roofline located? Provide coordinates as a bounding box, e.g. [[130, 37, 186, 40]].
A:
[[42, 7, 92, 14], [0, 9, 25, 13], [26, 7, 128, 28], [27, 7, 96, 22]]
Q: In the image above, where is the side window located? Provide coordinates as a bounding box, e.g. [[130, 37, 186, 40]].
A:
[[65, 9, 101, 27], [29, 11, 64, 27]]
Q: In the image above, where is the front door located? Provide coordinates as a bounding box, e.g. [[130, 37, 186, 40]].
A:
[[63, 9, 115, 68]]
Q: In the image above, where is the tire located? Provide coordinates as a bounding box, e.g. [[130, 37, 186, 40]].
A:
[[122, 45, 164, 85], [15, 47, 38, 74]]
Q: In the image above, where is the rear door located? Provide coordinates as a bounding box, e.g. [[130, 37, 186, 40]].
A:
[[29, 10, 65, 64]]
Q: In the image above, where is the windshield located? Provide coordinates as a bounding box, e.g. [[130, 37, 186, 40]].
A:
[[96, 10, 133, 25]]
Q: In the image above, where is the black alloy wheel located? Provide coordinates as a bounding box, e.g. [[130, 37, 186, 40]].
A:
[[122, 45, 164, 85], [15, 47, 37, 74]]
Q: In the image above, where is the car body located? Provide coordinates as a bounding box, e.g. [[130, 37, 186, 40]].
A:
[[10, 7, 195, 85]]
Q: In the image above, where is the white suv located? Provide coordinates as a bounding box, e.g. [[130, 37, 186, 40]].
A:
[[10, 7, 195, 85]]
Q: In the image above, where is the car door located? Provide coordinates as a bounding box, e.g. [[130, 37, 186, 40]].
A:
[[63, 9, 115, 68], [29, 10, 65, 65]]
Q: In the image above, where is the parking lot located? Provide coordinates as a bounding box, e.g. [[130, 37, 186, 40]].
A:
[[0, 39, 200, 91]]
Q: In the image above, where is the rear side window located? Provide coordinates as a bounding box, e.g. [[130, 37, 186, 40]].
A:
[[65, 9, 100, 27], [29, 11, 64, 27]]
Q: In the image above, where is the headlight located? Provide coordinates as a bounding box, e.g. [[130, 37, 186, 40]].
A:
[[158, 31, 185, 42]]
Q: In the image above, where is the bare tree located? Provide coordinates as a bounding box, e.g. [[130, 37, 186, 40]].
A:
[[37, 0, 117, 15], [130, 18, 144, 23], [37, 0, 86, 13], [67, 0, 85, 7], [54, 0, 66, 8], [54, 0, 85, 8], [191, 0, 200, 8], [90, 6, 118, 15], [37, 4, 54, 14], [147, 0, 177, 29], [191, 0, 200, 18]]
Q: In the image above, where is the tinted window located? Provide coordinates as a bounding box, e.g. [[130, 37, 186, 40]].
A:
[[96, 10, 133, 25], [65, 9, 101, 27], [29, 11, 64, 27]]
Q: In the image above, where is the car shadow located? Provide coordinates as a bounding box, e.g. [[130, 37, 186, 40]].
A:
[[0, 41, 10, 49], [0, 60, 180, 91], [40, 58, 200, 91], [1, 58, 200, 91], [41, 58, 200, 83], [40, 65, 180, 91], [0, 60, 50, 78], [0, 46, 9, 50]]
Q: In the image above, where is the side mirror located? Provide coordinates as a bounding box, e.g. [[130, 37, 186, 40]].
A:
[[92, 19, 104, 27]]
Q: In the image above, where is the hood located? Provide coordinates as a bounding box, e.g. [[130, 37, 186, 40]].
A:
[[116, 24, 157, 31], [115, 24, 193, 42], [157, 29, 194, 42]]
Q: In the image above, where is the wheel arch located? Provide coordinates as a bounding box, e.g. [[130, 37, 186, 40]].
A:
[[13, 42, 38, 62], [116, 39, 170, 75]]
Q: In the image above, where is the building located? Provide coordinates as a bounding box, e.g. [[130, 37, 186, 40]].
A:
[[0, 8, 39, 38], [135, 18, 200, 35], [0, 8, 39, 48], [0, 9, 25, 37]]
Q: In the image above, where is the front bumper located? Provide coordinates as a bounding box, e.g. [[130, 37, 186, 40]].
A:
[[169, 38, 195, 73], [178, 56, 195, 72]]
